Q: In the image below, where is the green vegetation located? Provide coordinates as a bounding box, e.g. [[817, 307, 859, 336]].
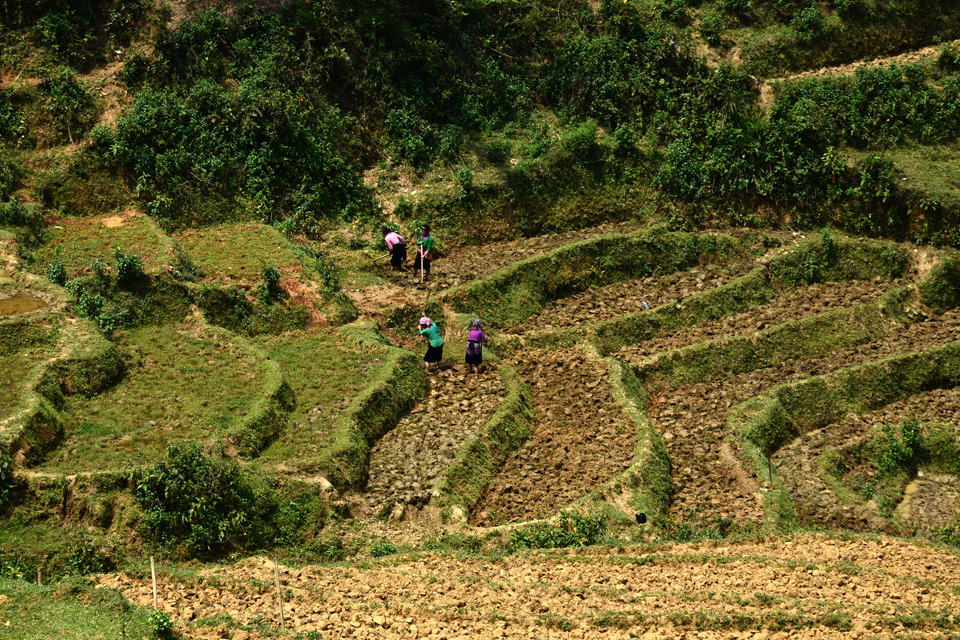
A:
[[256, 329, 387, 467], [174, 224, 301, 285], [446, 228, 746, 328], [133, 440, 278, 555], [38, 323, 276, 472], [278, 323, 428, 489], [508, 512, 607, 550], [28, 214, 174, 280], [0, 577, 161, 640]]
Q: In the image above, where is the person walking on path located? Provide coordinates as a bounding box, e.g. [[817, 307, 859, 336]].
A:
[[418, 316, 444, 372], [414, 224, 434, 282], [382, 226, 409, 272], [465, 318, 488, 374]]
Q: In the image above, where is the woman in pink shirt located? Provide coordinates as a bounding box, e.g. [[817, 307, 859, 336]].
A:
[[382, 226, 408, 271]]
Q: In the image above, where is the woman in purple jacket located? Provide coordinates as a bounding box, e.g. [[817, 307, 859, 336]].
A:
[[465, 318, 488, 374]]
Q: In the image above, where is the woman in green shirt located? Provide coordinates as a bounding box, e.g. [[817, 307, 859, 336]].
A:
[[418, 316, 444, 372], [414, 224, 434, 281]]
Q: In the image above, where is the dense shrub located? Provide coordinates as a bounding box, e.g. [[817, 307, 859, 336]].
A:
[[2, 0, 150, 69], [30, 68, 99, 146], [0, 148, 22, 198], [46, 256, 67, 286], [112, 78, 371, 229], [508, 512, 606, 550], [257, 265, 283, 304], [113, 246, 144, 286], [133, 441, 277, 556]]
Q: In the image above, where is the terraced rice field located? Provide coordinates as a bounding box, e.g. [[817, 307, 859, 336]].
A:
[[38, 321, 273, 472]]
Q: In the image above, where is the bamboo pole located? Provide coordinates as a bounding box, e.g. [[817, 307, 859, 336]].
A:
[[274, 560, 285, 628], [151, 556, 158, 609]]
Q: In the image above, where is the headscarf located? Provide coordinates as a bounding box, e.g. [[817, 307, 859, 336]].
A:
[[419, 317, 431, 326], [471, 319, 482, 330]]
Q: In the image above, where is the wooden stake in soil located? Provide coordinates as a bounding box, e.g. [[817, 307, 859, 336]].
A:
[[150, 556, 158, 609], [37, 569, 41, 586], [274, 559, 285, 629]]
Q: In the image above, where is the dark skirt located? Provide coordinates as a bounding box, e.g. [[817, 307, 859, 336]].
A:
[[413, 253, 431, 272], [424, 344, 443, 363], [465, 340, 483, 365], [390, 243, 407, 267]]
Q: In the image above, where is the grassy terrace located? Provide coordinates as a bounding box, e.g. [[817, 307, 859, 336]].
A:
[[38, 322, 272, 472], [256, 329, 386, 467], [175, 223, 304, 286], [0, 348, 54, 423], [0, 577, 157, 640], [28, 213, 173, 279]]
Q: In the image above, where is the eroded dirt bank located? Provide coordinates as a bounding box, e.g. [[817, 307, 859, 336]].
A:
[[99, 532, 960, 639]]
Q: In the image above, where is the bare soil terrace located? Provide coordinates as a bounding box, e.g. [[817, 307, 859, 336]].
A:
[[363, 366, 505, 520], [777, 384, 960, 533], [652, 308, 960, 529], [472, 348, 636, 526], [617, 278, 901, 363], [506, 263, 750, 333], [98, 532, 960, 640]]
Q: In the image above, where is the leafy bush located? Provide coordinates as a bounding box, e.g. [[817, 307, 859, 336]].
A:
[[938, 43, 960, 72], [484, 140, 511, 164], [113, 246, 144, 286], [76, 293, 105, 318], [133, 441, 276, 556], [508, 512, 606, 550], [791, 3, 824, 41], [659, 0, 689, 24], [46, 250, 68, 285], [307, 533, 346, 562], [65, 537, 115, 575], [257, 265, 283, 304], [0, 148, 22, 198], [149, 608, 175, 639], [455, 167, 473, 196], [31, 68, 99, 145], [370, 541, 399, 557], [875, 417, 926, 474]]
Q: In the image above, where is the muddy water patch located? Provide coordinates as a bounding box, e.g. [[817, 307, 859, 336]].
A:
[[0, 293, 48, 316]]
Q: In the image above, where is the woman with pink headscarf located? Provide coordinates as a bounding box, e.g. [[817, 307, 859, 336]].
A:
[[418, 317, 444, 372]]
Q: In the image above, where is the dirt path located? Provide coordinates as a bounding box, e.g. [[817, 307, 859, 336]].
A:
[[654, 308, 960, 529], [98, 532, 960, 639], [471, 348, 637, 526], [363, 366, 505, 520], [776, 384, 960, 532], [617, 278, 900, 363], [506, 264, 750, 333]]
